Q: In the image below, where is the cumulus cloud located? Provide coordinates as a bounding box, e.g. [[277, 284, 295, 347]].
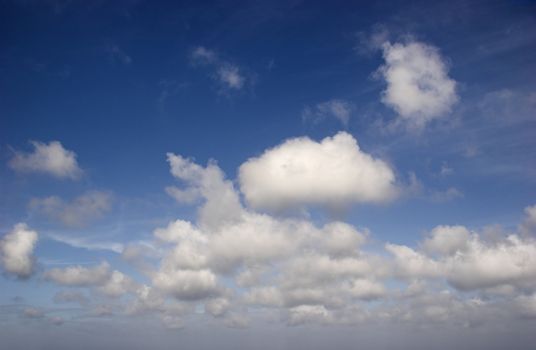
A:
[[24, 138, 536, 331], [0, 223, 38, 278], [45, 262, 112, 287], [388, 224, 536, 292], [166, 153, 243, 228], [9, 141, 82, 179], [302, 99, 353, 126], [29, 191, 112, 227], [422, 225, 470, 256], [190, 46, 249, 92], [239, 132, 398, 210], [45, 262, 137, 297], [378, 41, 458, 129]]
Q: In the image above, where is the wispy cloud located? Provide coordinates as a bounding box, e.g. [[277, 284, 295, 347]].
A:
[[190, 46, 251, 93], [302, 99, 354, 126], [30, 191, 112, 228]]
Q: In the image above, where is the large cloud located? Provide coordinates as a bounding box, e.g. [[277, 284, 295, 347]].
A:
[[378, 41, 458, 129], [0, 223, 38, 278], [238, 132, 398, 210], [9, 141, 82, 179]]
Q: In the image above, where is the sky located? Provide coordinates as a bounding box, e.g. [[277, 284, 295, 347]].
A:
[[1, 0, 536, 349]]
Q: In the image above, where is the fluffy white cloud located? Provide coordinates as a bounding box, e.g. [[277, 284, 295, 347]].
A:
[[445, 234, 536, 291], [302, 99, 353, 126], [9, 141, 82, 179], [0, 223, 38, 278], [239, 132, 397, 210], [152, 269, 220, 300], [387, 224, 536, 292], [166, 153, 243, 229], [379, 41, 458, 129], [30, 191, 112, 227]]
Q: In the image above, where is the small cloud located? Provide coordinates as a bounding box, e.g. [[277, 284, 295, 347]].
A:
[[190, 46, 251, 93], [0, 223, 38, 279], [302, 99, 353, 126], [9, 140, 83, 179], [29, 191, 112, 228], [191, 46, 217, 64], [217, 64, 245, 90], [377, 40, 458, 130], [429, 187, 464, 203]]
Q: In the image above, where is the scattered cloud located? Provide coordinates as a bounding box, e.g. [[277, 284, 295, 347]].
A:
[[239, 132, 398, 211], [30, 191, 112, 227], [9, 141, 83, 179], [377, 41, 458, 130], [0, 223, 38, 279], [16, 142, 536, 330], [302, 99, 354, 126]]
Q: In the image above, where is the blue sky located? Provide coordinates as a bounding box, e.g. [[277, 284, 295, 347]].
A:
[[1, 0, 536, 348]]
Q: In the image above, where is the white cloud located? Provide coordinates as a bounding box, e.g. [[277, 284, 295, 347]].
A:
[[45, 262, 137, 298], [520, 204, 536, 236], [0, 223, 38, 278], [152, 269, 220, 301], [166, 153, 243, 229], [302, 99, 353, 126], [378, 41, 458, 129], [217, 64, 245, 90], [45, 262, 112, 286], [423, 225, 470, 256], [205, 297, 230, 317], [191, 46, 217, 64], [30, 191, 112, 227], [239, 132, 397, 210], [445, 234, 536, 291], [191, 46, 249, 92], [9, 141, 82, 179]]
